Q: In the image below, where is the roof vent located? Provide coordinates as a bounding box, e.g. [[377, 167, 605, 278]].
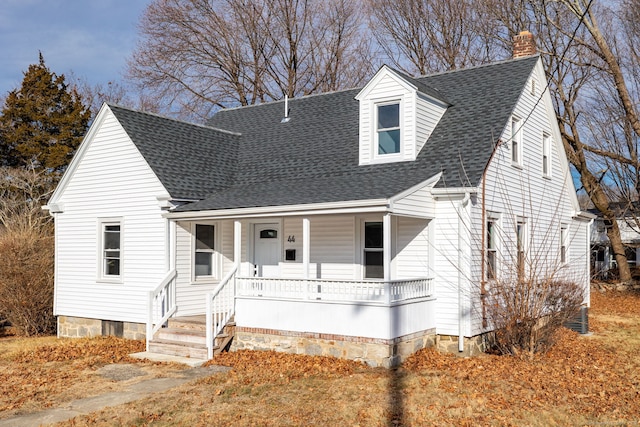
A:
[[281, 95, 291, 123]]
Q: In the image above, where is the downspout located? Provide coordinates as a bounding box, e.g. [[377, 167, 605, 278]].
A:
[[458, 192, 471, 352]]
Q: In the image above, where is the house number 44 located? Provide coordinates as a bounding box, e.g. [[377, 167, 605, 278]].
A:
[[287, 235, 295, 243]]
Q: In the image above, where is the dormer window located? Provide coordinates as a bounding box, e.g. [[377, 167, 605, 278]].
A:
[[377, 103, 401, 155]]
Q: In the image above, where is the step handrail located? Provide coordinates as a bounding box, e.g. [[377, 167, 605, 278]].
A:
[[147, 269, 177, 349], [206, 265, 237, 359]]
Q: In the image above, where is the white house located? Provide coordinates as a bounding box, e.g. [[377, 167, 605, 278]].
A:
[[590, 203, 640, 278], [45, 38, 593, 367]]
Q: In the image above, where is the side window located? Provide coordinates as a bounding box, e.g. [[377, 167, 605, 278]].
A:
[[516, 218, 527, 279], [486, 216, 499, 280], [364, 221, 384, 279], [377, 103, 401, 155], [99, 219, 122, 280], [542, 133, 551, 177], [511, 116, 522, 166], [194, 224, 215, 278], [560, 224, 568, 264]]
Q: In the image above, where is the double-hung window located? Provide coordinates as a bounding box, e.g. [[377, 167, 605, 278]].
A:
[[560, 224, 568, 264], [194, 224, 215, 278], [377, 103, 401, 155], [542, 133, 551, 177], [364, 221, 384, 279], [486, 218, 498, 280], [516, 218, 526, 280], [100, 220, 122, 279], [511, 117, 522, 165]]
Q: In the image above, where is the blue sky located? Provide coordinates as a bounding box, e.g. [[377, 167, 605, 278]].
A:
[[0, 0, 150, 98]]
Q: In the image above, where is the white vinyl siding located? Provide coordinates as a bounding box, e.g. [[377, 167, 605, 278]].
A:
[[415, 92, 447, 154], [468, 61, 590, 335], [53, 108, 169, 323], [394, 217, 430, 279], [433, 199, 471, 336], [392, 181, 436, 218]]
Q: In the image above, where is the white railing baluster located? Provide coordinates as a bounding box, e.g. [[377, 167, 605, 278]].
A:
[[206, 266, 237, 360], [146, 269, 178, 350], [235, 276, 434, 304]]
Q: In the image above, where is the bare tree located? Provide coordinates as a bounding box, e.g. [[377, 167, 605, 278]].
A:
[[368, 0, 502, 75], [128, 0, 372, 120]]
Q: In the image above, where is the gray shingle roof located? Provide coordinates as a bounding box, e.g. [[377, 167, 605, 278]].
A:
[[111, 56, 539, 212], [108, 105, 240, 200]]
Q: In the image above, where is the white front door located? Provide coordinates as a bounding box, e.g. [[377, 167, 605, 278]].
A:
[[253, 223, 281, 277]]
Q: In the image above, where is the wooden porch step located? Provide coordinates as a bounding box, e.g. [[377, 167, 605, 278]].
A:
[[156, 327, 207, 345], [168, 316, 206, 330], [148, 338, 213, 360]]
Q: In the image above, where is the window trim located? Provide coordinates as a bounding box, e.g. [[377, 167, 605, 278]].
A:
[[373, 99, 403, 161], [362, 219, 384, 279], [542, 132, 552, 178], [191, 222, 220, 283], [511, 116, 523, 167], [516, 217, 527, 280], [560, 223, 569, 265], [486, 213, 500, 281], [97, 218, 123, 283]]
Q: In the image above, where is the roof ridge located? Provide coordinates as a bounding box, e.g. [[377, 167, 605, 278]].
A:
[[107, 103, 242, 136], [215, 86, 362, 113], [413, 54, 540, 80]]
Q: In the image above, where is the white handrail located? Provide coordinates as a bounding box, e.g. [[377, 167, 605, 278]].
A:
[[206, 265, 238, 359], [146, 269, 177, 349]]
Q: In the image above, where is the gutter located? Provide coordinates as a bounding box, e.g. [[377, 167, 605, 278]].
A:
[[163, 199, 390, 220]]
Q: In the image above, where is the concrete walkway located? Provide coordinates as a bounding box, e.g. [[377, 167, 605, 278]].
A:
[[0, 364, 230, 427]]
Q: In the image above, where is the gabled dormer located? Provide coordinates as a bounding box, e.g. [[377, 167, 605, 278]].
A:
[[356, 65, 449, 165]]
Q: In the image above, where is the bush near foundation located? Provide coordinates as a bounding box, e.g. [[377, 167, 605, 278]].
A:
[[486, 279, 584, 356]]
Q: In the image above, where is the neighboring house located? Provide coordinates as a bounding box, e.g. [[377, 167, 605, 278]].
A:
[[590, 203, 640, 278], [45, 36, 593, 367]]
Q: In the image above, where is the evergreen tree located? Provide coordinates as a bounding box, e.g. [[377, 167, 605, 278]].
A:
[[0, 53, 90, 174]]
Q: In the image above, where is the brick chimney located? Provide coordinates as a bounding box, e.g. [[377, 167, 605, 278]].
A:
[[512, 31, 537, 58]]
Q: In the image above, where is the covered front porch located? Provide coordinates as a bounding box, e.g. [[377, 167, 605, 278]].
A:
[[147, 198, 438, 366]]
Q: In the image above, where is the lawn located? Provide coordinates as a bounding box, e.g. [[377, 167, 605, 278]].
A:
[[1, 290, 639, 426]]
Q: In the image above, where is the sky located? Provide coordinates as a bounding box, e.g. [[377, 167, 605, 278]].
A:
[[0, 0, 151, 98]]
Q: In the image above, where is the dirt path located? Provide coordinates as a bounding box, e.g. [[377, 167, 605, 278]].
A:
[[0, 365, 229, 427]]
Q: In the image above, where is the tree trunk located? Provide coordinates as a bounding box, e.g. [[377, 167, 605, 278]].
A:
[[606, 220, 632, 282]]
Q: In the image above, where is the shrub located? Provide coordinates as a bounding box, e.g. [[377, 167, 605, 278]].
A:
[[485, 279, 584, 356], [0, 227, 55, 336]]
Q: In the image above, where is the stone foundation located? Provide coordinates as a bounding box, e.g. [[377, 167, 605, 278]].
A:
[[231, 327, 437, 368], [57, 316, 146, 340], [436, 334, 487, 356]]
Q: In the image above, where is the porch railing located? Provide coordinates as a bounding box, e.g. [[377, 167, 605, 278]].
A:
[[206, 266, 237, 359], [236, 276, 434, 304], [146, 269, 177, 349]]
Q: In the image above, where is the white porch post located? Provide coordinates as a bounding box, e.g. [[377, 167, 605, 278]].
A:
[[383, 214, 391, 281], [383, 214, 392, 304], [303, 218, 310, 279], [234, 220, 242, 269]]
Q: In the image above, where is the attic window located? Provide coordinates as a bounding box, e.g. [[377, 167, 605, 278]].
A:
[[377, 103, 401, 155]]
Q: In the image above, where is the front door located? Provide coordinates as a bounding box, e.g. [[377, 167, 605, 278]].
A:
[[253, 223, 281, 277]]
